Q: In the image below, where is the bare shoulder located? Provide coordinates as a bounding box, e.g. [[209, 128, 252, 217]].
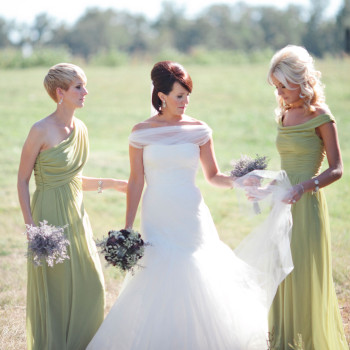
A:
[[314, 105, 331, 117], [29, 117, 51, 138], [25, 116, 56, 151], [132, 116, 171, 132], [131, 119, 154, 132], [131, 123, 144, 132], [183, 115, 207, 126]]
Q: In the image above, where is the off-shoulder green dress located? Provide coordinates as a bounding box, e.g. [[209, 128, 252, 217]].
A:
[[269, 114, 348, 349], [27, 118, 105, 350]]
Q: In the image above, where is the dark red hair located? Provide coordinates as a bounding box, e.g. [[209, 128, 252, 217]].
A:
[[151, 61, 193, 114]]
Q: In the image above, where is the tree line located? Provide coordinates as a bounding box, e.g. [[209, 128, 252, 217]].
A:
[[0, 0, 349, 67]]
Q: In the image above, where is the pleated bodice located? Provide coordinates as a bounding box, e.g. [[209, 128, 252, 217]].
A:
[[276, 114, 334, 182], [33, 118, 88, 191]]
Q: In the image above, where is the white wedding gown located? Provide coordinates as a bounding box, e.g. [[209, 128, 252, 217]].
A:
[[87, 124, 293, 350]]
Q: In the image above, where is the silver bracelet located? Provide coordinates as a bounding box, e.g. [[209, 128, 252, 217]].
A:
[[312, 179, 319, 195], [97, 179, 103, 194]]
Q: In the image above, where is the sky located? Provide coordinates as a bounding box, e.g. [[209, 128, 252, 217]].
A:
[[0, 0, 343, 25]]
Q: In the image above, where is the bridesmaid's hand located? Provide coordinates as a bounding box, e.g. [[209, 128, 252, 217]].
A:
[[114, 179, 128, 193], [25, 221, 36, 240], [282, 184, 304, 204]]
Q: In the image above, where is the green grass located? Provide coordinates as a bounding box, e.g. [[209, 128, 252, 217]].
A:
[[0, 60, 349, 348]]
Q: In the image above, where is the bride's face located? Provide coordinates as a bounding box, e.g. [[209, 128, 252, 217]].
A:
[[164, 82, 190, 116]]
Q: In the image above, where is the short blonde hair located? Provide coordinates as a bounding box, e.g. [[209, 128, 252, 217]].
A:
[[43, 63, 87, 102], [267, 45, 327, 121]]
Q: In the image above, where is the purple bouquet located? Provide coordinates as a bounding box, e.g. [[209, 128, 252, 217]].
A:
[[231, 154, 269, 214], [96, 229, 148, 273], [26, 220, 70, 267], [231, 154, 268, 178]]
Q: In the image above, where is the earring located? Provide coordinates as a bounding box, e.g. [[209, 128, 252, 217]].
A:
[[299, 93, 305, 99], [162, 100, 166, 108], [59, 98, 63, 105]]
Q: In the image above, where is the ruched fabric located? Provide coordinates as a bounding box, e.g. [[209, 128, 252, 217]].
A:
[[27, 118, 105, 350], [269, 114, 348, 349]]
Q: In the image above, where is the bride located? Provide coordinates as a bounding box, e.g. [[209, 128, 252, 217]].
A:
[[87, 61, 294, 350]]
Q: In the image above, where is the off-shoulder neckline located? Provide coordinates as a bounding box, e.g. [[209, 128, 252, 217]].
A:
[[131, 123, 209, 133], [279, 113, 331, 128]]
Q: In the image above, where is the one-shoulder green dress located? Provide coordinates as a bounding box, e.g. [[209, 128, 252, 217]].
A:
[[269, 114, 348, 349], [27, 118, 105, 350]]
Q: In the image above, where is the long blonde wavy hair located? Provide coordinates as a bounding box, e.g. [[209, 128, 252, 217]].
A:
[[267, 45, 327, 122]]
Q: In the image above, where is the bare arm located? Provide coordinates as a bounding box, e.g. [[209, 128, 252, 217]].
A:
[[81, 176, 128, 193], [304, 121, 342, 189], [285, 121, 343, 202], [200, 138, 233, 189], [125, 145, 145, 229], [17, 126, 45, 226]]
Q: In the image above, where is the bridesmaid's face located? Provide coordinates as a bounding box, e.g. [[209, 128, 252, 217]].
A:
[[164, 82, 190, 116], [271, 76, 301, 106], [62, 78, 88, 108]]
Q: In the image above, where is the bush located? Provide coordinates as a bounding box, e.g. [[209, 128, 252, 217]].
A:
[[0, 46, 277, 69], [0, 48, 24, 69], [0, 47, 73, 69], [89, 49, 129, 67], [154, 47, 275, 66], [153, 47, 188, 64]]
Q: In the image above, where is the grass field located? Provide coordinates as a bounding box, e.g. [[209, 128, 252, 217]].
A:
[[0, 60, 349, 349]]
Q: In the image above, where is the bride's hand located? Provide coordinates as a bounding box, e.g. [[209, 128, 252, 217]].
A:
[[245, 185, 271, 202], [237, 175, 261, 188]]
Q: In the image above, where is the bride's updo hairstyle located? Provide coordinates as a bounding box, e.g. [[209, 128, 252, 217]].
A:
[[151, 61, 193, 115], [267, 45, 327, 121]]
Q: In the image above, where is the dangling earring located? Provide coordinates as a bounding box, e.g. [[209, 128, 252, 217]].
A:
[[299, 93, 305, 99], [59, 98, 63, 105], [162, 100, 166, 108]]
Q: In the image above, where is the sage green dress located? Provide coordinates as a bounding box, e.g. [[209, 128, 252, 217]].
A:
[[27, 118, 105, 350], [269, 114, 348, 349]]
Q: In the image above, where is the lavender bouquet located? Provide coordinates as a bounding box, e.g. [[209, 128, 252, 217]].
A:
[[231, 154, 269, 214], [96, 229, 148, 273], [26, 220, 70, 267]]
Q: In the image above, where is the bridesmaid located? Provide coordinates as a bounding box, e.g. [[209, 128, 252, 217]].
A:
[[17, 63, 127, 350], [267, 45, 347, 349]]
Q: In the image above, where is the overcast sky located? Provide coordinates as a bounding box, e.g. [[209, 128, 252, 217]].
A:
[[1, 0, 343, 24]]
